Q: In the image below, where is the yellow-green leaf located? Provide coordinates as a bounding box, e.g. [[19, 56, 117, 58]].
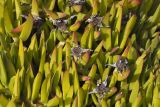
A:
[[19, 14, 33, 41]]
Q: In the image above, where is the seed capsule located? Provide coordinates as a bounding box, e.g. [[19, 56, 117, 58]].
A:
[[86, 15, 103, 27], [71, 46, 83, 60], [71, 45, 92, 61], [68, 0, 86, 6], [116, 58, 129, 72], [105, 58, 129, 73], [88, 76, 109, 99], [33, 16, 44, 28], [86, 15, 110, 31], [50, 18, 69, 33], [50, 15, 76, 33]]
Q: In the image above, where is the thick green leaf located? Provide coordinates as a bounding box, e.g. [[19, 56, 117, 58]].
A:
[[19, 14, 33, 41]]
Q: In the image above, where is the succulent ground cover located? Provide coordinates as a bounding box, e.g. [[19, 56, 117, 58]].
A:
[[0, 0, 160, 107]]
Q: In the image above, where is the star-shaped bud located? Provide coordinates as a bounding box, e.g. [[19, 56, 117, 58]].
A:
[[71, 45, 92, 61], [105, 58, 129, 74], [68, 0, 86, 6], [88, 76, 109, 99]]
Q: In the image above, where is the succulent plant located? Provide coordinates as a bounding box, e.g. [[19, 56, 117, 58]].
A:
[[0, 0, 160, 107]]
